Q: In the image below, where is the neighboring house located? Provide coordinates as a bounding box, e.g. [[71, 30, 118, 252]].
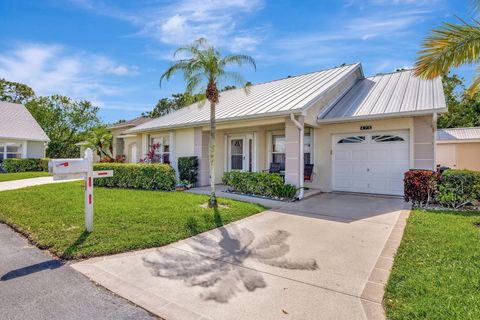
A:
[[120, 63, 445, 197], [437, 127, 480, 171], [0, 101, 49, 161], [78, 116, 149, 162]]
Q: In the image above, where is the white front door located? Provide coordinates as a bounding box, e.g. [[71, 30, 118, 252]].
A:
[[130, 144, 137, 163], [227, 134, 254, 171], [332, 131, 410, 196]]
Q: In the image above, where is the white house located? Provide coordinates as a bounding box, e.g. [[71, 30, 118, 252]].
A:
[[0, 101, 49, 161], [112, 63, 446, 197]]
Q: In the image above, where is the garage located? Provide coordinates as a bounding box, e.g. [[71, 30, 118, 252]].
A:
[[332, 130, 410, 196]]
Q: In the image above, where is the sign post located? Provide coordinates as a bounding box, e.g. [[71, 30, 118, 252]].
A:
[[49, 148, 113, 232]]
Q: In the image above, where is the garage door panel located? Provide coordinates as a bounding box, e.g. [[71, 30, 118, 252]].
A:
[[333, 131, 410, 196]]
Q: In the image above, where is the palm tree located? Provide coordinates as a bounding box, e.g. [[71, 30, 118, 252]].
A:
[[415, 1, 480, 95], [160, 38, 256, 207], [86, 127, 113, 160]]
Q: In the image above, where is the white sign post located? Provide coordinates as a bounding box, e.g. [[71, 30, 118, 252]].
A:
[[49, 148, 113, 232]]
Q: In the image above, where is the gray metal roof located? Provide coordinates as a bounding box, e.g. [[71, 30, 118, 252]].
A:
[[108, 116, 150, 130], [318, 69, 446, 122], [437, 127, 480, 141], [0, 101, 49, 141], [127, 63, 361, 133]]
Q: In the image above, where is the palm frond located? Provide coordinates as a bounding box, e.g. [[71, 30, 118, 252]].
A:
[[466, 65, 480, 97], [159, 60, 192, 87], [220, 54, 257, 70], [415, 18, 480, 79], [185, 73, 204, 94]]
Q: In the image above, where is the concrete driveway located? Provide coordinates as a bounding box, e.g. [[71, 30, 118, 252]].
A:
[[72, 193, 409, 320]]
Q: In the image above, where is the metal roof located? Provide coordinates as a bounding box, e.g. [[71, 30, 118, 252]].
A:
[[437, 127, 480, 141], [318, 69, 446, 122], [108, 116, 150, 130], [0, 101, 49, 142], [127, 63, 361, 133]]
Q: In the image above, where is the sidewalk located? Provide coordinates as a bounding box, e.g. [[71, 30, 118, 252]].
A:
[[0, 223, 154, 320], [0, 177, 79, 192]]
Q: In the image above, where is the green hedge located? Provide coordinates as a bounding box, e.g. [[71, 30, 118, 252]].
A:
[[2, 158, 49, 172], [93, 163, 176, 191], [178, 156, 198, 185], [438, 169, 480, 209], [222, 171, 297, 199]]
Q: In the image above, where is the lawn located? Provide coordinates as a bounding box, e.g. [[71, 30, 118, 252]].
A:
[[0, 172, 51, 182], [384, 209, 480, 320], [0, 181, 264, 259]]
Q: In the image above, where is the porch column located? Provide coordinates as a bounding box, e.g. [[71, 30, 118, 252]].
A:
[[284, 115, 304, 193], [194, 128, 210, 186]]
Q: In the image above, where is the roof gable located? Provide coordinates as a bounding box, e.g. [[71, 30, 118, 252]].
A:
[[437, 127, 480, 141], [0, 101, 49, 141]]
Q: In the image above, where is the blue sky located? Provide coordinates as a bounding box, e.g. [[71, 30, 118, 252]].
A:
[[0, 0, 473, 123]]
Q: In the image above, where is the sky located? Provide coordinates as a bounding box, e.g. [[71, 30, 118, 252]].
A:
[[0, 0, 474, 123]]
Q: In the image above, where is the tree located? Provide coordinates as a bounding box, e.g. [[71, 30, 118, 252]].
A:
[[86, 127, 114, 160], [437, 73, 480, 128], [415, 0, 480, 95], [144, 92, 205, 118], [160, 38, 256, 207], [26, 95, 101, 158], [0, 78, 35, 104]]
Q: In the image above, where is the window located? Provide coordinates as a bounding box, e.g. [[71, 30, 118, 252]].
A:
[[304, 128, 312, 165], [337, 136, 365, 144], [150, 136, 170, 164], [372, 135, 405, 142], [0, 144, 21, 162], [272, 135, 285, 170], [230, 139, 243, 170]]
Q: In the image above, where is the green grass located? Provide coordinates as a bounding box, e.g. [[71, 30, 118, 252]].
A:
[[385, 209, 480, 320], [0, 181, 264, 259], [0, 172, 51, 182]]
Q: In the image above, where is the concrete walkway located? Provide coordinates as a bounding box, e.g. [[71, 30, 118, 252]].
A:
[[73, 193, 410, 320], [0, 176, 79, 192], [0, 223, 154, 320]]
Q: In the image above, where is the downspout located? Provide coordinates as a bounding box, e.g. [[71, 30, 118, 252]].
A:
[[433, 112, 437, 170], [290, 113, 304, 199]]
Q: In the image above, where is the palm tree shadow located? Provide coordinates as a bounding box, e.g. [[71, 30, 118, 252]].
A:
[[143, 225, 318, 303]]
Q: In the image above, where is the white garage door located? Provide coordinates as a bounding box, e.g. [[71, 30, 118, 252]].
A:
[[332, 131, 410, 196]]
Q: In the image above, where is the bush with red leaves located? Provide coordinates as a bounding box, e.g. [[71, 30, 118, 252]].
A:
[[404, 169, 439, 207]]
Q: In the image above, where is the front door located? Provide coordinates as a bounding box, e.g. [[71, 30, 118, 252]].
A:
[[229, 137, 245, 170]]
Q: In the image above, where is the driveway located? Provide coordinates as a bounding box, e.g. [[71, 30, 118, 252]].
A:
[[0, 223, 154, 320], [72, 193, 409, 320]]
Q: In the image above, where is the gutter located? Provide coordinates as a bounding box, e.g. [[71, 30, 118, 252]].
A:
[[290, 113, 304, 200]]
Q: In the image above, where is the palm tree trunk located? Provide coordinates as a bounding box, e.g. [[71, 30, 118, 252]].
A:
[[208, 100, 218, 208]]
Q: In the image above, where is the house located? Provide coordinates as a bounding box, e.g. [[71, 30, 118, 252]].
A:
[[77, 116, 149, 162], [436, 127, 480, 171], [0, 101, 49, 161], [115, 63, 446, 197]]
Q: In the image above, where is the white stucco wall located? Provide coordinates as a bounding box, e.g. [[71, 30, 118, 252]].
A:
[[26, 140, 46, 158]]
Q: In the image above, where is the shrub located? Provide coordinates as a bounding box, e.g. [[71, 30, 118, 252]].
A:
[[222, 171, 285, 198], [273, 184, 298, 200], [404, 169, 439, 207], [93, 163, 176, 191], [438, 169, 480, 209], [178, 156, 199, 186], [2, 158, 49, 172]]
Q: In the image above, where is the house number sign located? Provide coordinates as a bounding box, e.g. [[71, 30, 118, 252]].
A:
[[360, 125, 372, 131]]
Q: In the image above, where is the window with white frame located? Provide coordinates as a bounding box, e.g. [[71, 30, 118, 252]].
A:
[[271, 135, 285, 170], [150, 136, 170, 163], [304, 127, 312, 165], [0, 144, 22, 162]]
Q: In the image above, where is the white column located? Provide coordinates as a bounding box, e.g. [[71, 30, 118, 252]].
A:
[[169, 131, 177, 176], [22, 140, 28, 158], [84, 148, 94, 232]]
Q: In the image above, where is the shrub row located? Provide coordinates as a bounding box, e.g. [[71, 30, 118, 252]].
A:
[[2, 158, 49, 172], [404, 169, 480, 209], [93, 163, 176, 191], [178, 156, 199, 186], [222, 171, 297, 200]]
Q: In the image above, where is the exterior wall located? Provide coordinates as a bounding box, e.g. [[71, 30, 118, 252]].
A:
[[26, 141, 46, 158], [312, 117, 415, 192], [437, 142, 480, 171], [124, 137, 137, 163], [413, 115, 435, 170], [284, 115, 303, 186]]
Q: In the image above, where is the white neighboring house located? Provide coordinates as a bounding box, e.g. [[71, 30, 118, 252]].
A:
[[0, 101, 49, 161]]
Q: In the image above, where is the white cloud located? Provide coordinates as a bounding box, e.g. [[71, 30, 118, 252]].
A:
[[0, 43, 137, 102]]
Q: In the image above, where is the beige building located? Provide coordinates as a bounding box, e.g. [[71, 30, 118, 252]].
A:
[[113, 63, 446, 197], [437, 127, 480, 171]]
